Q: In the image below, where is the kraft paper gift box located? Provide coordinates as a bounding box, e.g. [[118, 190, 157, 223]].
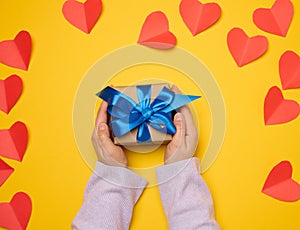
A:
[[111, 83, 173, 146], [97, 83, 200, 147]]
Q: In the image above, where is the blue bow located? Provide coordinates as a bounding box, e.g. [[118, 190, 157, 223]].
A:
[[97, 85, 200, 143]]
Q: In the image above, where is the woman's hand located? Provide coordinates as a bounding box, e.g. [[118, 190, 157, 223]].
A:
[[164, 85, 199, 164], [92, 101, 128, 167]]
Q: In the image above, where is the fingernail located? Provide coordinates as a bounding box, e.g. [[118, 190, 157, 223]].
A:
[[99, 124, 105, 131], [175, 113, 182, 121]]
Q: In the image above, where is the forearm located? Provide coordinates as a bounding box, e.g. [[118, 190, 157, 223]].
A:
[[156, 158, 219, 230], [72, 161, 147, 230]]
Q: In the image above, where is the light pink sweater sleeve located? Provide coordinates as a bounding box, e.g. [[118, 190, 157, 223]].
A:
[[156, 157, 220, 230], [72, 161, 147, 230], [72, 158, 219, 230]]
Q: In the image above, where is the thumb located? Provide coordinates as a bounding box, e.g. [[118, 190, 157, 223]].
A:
[[97, 123, 116, 150], [171, 113, 186, 144], [97, 122, 110, 137], [96, 123, 126, 166]]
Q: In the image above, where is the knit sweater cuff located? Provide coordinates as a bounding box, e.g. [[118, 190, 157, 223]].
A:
[[94, 161, 148, 189], [155, 157, 200, 184]]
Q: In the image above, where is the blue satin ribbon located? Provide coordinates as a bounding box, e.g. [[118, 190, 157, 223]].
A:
[[97, 85, 200, 143]]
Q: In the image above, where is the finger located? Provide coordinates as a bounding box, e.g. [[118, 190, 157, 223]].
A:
[[171, 112, 186, 146], [93, 123, 126, 166], [97, 122, 110, 138], [95, 101, 108, 126], [172, 85, 197, 137], [171, 84, 182, 94], [97, 124, 126, 167], [179, 105, 197, 137], [97, 123, 116, 152]]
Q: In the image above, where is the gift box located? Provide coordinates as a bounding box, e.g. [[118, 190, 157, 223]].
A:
[[97, 83, 200, 146], [112, 83, 172, 145]]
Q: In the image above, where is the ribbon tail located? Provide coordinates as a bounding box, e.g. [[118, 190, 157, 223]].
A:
[[161, 95, 201, 113], [110, 119, 131, 137], [97, 86, 138, 115], [137, 122, 152, 143], [96, 86, 121, 103]]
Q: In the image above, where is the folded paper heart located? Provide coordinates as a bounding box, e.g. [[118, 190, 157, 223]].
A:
[[227, 28, 268, 67], [0, 121, 28, 161], [97, 85, 200, 143], [0, 192, 32, 230], [279, 50, 300, 90], [179, 0, 221, 36], [138, 11, 177, 49], [262, 161, 300, 202], [264, 86, 300, 125], [253, 0, 293, 37], [0, 75, 23, 114], [62, 0, 102, 34], [0, 159, 14, 186], [0, 31, 32, 70]]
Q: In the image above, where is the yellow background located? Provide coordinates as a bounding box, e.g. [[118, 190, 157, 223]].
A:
[[0, 0, 300, 229]]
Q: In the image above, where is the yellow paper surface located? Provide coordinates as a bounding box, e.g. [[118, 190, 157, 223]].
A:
[[0, 0, 300, 229]]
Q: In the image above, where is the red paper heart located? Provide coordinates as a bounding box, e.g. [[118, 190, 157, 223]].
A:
[[0, 159, 14, 186], [62, 0, 102, 34], [262, 161, 300, 202], [253, 0, 293, 37], [227, 28, 268, 67], [279, 50, 300, 90], [138, 11, 177, 50], [0, 121, 28, 161], [179, 0, 221, 36], [264, 86, 300, 125], [0, 31, 32, 71], [0, 192, 32, 230], [0, 75, 23, 114]]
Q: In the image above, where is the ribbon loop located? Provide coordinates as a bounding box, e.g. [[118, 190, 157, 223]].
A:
[[97, 85, 200, 143]]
